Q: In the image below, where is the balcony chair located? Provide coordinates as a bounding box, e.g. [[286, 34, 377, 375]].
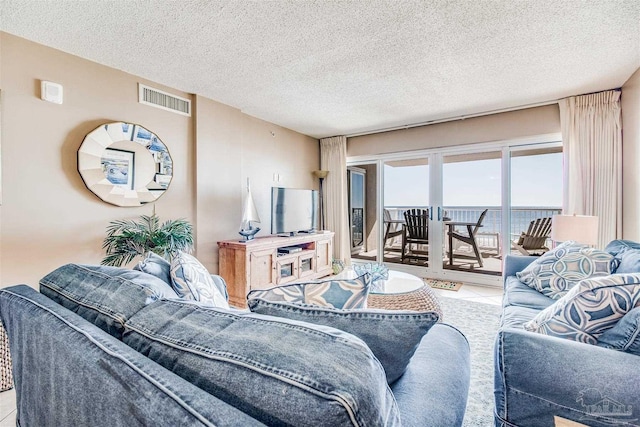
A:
[[401, 209, 430, 264], [512, 217, 552, 256], [383, 209, 404, 252], [447, 209, 488, 268]]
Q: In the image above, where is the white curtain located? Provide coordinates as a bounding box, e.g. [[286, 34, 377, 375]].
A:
[[559, 90, 622, 247], [320, 136, 351, 264]]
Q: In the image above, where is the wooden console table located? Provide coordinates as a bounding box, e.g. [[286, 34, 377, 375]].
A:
[[218, 232, 334, 307]]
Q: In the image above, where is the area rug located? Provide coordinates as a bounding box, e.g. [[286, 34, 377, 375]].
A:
[[424, 278, 463, 291], [438, 297, 501, 427]]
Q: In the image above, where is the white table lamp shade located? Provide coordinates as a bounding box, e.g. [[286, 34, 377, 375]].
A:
[[551, 215, 599, 245]]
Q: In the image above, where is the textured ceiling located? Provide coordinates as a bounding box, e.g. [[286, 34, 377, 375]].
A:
[[1, 1, 639, 138]]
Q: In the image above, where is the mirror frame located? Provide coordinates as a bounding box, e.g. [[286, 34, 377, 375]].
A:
[[77, 122, 173, 207]]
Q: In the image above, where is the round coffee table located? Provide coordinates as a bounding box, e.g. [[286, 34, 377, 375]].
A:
[[370, 270, 424, 294], [337, 268, 443, 316]]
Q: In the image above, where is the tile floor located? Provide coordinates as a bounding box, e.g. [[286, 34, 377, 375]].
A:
[[432, 282, 504, 306], [0, 387, 15, 426], [0, 282, 503, 422]]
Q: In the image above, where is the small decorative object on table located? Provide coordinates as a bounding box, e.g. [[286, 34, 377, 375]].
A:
[[353, 263, 389, 292], [332, 259, 345, 275], [239, 178, 261, 241]]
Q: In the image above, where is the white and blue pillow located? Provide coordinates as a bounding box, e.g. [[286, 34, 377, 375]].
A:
[[517, 241, 618, 299], [247, 274, 370, 309], [524, 273, 640, 344], [170, 252, 229, 309]]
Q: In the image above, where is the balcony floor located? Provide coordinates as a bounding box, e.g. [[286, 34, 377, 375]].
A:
[[352, 245, 505, 276]]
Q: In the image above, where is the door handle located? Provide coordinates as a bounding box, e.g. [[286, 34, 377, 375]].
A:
[[438, 207, 443, 221], [429, 206, 433, 220]]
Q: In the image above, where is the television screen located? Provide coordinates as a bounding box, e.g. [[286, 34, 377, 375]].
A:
[[271, 187, 318, 235]]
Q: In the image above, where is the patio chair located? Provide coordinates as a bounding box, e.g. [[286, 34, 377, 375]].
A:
[[447, 209, 488, 268], [401, 209, 430, 264], [512, 217, 552, 256], [383, 209, 403, 251]]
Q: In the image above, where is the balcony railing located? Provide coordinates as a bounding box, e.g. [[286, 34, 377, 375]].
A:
[[383, 206, 562, 251]]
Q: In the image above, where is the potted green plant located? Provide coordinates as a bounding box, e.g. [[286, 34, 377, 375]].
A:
[[101, 213, 194, 266]]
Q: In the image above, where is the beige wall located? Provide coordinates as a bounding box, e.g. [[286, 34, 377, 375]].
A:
[[347, 104, 560, 156], [622, 67, 640, 240], [0, 33, 319, 287], [195, 96, 319, 274]]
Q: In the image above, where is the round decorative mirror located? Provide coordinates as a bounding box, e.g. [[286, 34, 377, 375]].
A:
[[77, 122, 173, 207]]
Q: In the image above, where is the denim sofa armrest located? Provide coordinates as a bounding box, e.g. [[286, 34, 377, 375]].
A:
[[392, 323, 470, 427], [495, 327, 640, 427], [503, 255, 537, 283], [0, 285, 265, 427]]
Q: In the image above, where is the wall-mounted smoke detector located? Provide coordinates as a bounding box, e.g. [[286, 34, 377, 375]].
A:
[[138, 83, 191, 116]]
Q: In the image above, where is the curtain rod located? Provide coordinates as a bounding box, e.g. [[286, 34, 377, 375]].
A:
[[344, 87, 621, 139]]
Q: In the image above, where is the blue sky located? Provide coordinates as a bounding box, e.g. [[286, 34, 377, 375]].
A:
[[383, 153, 563, 207]]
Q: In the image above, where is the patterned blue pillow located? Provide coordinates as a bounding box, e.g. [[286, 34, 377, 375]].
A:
[[170, 252, 229, 309], [134, 251, 172, 285], [247, 298, 439, 384], [516, 241, 618, 299], [523, 273, 640, 344], [246, 274, 370, 309]]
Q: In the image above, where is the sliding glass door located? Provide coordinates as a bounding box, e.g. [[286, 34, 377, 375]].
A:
[[382, 158, 430, 266], [349, 164, 380, 261], [441, 152, 502, 276], [347, 139, 563, 285], [509, 146, 563, 256]]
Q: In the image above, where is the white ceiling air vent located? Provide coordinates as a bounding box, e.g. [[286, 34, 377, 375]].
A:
[[138, 83, 191, 116]]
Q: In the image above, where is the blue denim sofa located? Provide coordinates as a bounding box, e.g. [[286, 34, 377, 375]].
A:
[[0, 266, 471, 426], [495, 244, 640, 427]]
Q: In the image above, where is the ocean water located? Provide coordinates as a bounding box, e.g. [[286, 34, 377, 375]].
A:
[[386, 206, 561, 237]]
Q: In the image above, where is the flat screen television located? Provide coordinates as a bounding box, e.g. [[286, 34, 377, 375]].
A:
[[271, 187, 318, 235]]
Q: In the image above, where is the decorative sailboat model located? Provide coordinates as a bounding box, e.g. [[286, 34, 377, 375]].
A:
[[239, 179, 261, 241]]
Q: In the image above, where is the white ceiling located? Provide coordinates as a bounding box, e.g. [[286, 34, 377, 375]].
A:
[[1, 1, 639, 139]]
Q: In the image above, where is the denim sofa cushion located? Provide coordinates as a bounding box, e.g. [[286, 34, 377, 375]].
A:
[[170, 252, 229, 309], [123, 299, 400, 426], [391, 323, 470, 427], [613, 247, 640, 274], [247, 274, 370, 309], [503, 276, 555, 310], [500, 305, 540, 329], [134, 251, 172, 285], [247, 298, 439, 384], [516, 241, 618, 299], [597, 306, 640, 356], [39, 263, 179, 339], [523, 273, 640, 344], [1, 285, 265, 427]]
